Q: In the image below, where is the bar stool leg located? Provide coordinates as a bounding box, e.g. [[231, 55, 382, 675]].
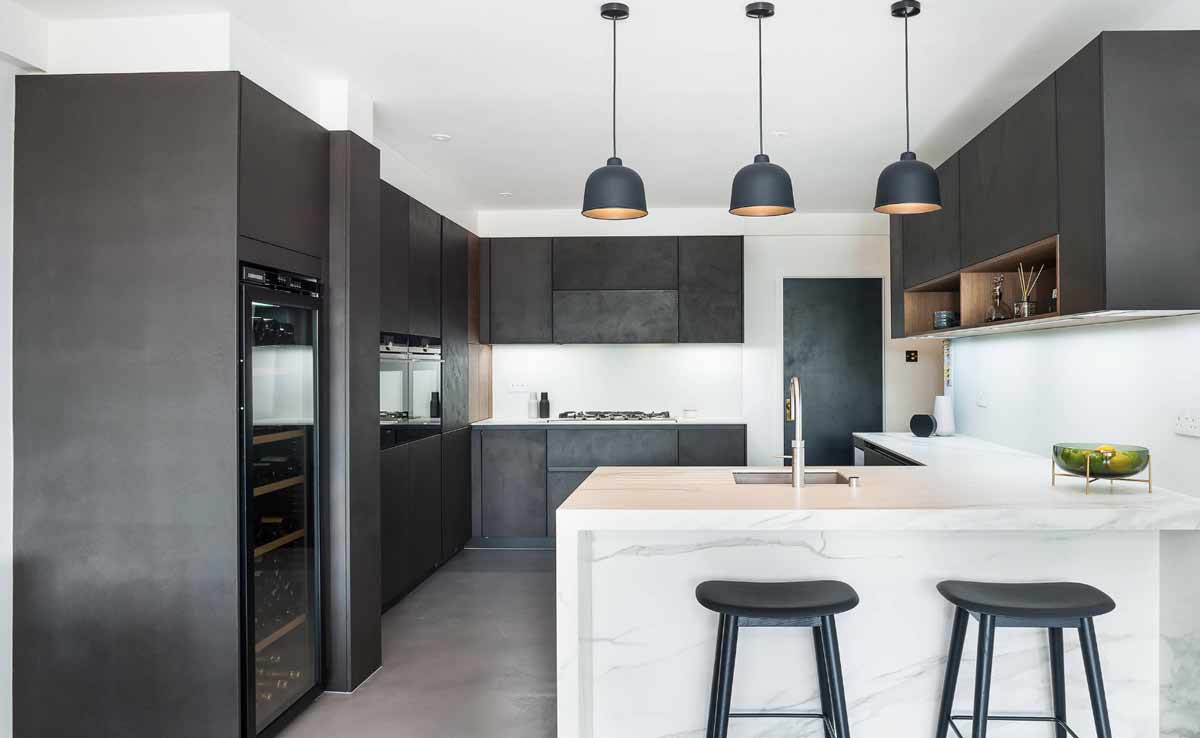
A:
[[711, 614, 739, 738], [812, 626, 835, 738], [818, 615, 852, 738], [705, 614, 727, 738], [1079, 618, 1113, 738], [971, 614, 996, 738], [1048, 627, 1067, 738], [935, 607, 970, 738]]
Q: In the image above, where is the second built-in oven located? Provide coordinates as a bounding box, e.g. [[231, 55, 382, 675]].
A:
[[380, 334, 442, 449]]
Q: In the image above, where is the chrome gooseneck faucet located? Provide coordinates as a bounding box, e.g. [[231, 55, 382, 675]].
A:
[[788, 375, 805, 488]]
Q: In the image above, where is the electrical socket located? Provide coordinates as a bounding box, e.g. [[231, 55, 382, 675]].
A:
[[508, 382, 530, 395], [1175, 410, 1200, 438]]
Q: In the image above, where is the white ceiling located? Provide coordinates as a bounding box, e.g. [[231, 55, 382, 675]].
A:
[[21, 0, 1184, 212]]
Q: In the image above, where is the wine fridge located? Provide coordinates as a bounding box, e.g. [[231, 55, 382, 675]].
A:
[[239, 264, 322, 736]]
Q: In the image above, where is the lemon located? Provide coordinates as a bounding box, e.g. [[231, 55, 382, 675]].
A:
[[1095, 444, 1117, 455], [1107, 451, 1136, 474]]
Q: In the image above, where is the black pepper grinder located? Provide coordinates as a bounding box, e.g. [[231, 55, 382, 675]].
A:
[[538, 392, 550, 419], [429, 391, 441, 419]]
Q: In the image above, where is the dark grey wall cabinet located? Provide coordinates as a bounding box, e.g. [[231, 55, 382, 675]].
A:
[[679, 428, 747, 467], [409, 199, 442, 337], [410, 434, 443, 578], [239, 77, 329, 258], [678, 236, 744, 343], [441, 219, 470, 431], [959, 76, 1059, 267], [379, 182, 411, 333], [441, 428, 472, 560], [902, 155, 960, 288], [547, 471, 592, 537], [490, 238, 553, 343], [13, 71, 244, 738], [480, 430, 548, 537], [380, 444, 413, 608], [889, 216, 905, 339], [553, 236, 678, 290], [548, 428, 678, 467], [326, 131, 383, 692], [553, 290, 679, 343]]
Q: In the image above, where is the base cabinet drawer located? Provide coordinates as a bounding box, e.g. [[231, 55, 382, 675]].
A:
[[678, 427, 746, 466], [548, 428, 678, 467], [547, 471, 592, 537]]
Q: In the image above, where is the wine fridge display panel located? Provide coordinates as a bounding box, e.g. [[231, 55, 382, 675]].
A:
[[243, 283, 321, 735]]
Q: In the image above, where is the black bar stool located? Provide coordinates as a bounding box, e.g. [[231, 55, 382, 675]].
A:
[[696, 579, 859, 738], [934, 580, 1117, 738]]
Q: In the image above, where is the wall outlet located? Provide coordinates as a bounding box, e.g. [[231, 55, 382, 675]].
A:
[[976, 394, 989, 408], [1175, 410, 1200, 438], [905, 350, 919, 363], [508, 382, 530, 395]]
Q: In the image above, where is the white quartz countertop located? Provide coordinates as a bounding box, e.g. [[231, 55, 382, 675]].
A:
[[557, 433, 1200, 531], [471, 417, 746, 427]]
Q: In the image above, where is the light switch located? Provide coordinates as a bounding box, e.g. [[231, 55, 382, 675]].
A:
[[508, 382, 529, 395], [905, 350, 918, 363]]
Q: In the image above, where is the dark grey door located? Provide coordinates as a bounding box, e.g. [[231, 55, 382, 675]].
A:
[[783, 279, 883, 466]]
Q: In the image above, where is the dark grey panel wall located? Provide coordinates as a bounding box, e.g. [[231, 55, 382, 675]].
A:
[[379, 182, 411, 334], [547, 429, 678, 467], [552, 236, 678, 289], [441, 219, 470, 431], [679, 428, 747, 467], [783, 279, 883, 466], [13, 72, 243, 738], [481, 430, 547, 537], [239, 77, 330, 258], [1102, 31, 1200, 310], [553, 290, 678, 343], [490, 238, 553, 343], [547, 471, 592, 537], [678, 236, 744, 343], [326, 131, 382, 692]]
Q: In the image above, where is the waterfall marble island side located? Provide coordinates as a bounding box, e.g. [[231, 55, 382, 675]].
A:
[[555, 434, 1200, 738]]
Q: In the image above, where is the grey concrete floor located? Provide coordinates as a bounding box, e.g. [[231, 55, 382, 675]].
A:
[[278, 548, 556, 738]]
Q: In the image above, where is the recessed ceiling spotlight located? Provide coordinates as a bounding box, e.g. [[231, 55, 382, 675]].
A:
[[498, 192, 514, 197], [430, 133, 452, 142]]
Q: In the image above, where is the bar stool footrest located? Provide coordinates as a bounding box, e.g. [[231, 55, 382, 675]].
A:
[[948, 714, 1083, 738]]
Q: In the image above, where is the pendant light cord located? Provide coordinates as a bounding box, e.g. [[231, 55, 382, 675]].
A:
[[904, 15, 911, 153], [758, 16, 764, 156], [612, 17, 618, 159]]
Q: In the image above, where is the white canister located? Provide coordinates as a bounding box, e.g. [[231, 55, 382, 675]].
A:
[[932, 395, 956, 436]]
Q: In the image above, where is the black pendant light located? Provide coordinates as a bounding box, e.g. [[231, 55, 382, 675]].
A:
[[875, 0, 942, 215], [582, 2, 647, 220], [730, 2, 794, 217]]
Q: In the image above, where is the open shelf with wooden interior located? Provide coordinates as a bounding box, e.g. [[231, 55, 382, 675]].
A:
[[905, 236, 1059, 338]]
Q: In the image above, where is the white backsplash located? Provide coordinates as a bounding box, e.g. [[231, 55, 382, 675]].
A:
[[490, 344, 744, 419]]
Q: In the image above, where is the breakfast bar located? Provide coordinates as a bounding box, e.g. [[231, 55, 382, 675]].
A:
[[555, 434, 1200, 738]]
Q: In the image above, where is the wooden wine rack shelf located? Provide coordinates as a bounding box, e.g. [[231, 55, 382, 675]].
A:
[[253, 430, 305, 446], [253, 475, 305, 498], [254, 529, 305, 558], [254, 614, 306, 654]]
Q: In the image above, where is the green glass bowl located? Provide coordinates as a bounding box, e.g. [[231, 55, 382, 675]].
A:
[[1053, 444, 1150, 479]]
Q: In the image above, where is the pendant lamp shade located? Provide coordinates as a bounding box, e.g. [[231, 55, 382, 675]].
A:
[[583, 157, 647, 220], [874, 0, 941, 215], [582, 3, 647, 220], [730, 2, 794, 217]]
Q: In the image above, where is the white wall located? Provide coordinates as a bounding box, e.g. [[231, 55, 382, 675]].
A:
[[952, 314, 1200, 496], [48, 13, 231, 74], [483, 209, 944, 465], [0, 50, 18, 738]]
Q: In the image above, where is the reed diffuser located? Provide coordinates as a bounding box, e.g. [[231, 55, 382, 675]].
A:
[[1014, 262, 1044, 318]]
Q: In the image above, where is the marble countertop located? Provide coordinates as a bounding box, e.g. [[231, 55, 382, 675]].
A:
[[557, 433, 1200, 531], [471, 417, 746, 427]]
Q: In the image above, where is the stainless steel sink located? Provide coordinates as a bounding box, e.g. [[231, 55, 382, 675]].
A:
[[733, 470, 854, 485]]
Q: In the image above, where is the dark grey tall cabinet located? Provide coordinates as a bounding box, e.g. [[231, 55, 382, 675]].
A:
[[11, 72, 340, 738]]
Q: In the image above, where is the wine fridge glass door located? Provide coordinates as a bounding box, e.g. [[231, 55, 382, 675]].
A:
[[244, 292, 320, 734]]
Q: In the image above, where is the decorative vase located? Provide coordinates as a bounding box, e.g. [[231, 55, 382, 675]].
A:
[[932, 395, 956, 436]]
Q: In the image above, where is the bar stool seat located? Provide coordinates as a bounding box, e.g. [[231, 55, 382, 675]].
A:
[[697, 579, 860, 620], [937, 580, 1116, 620]]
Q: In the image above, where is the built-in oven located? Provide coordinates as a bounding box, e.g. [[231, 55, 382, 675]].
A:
[[380, 333, 442, 449]]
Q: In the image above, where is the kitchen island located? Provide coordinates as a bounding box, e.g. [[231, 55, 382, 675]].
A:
[[556, 434, 1200, 738]]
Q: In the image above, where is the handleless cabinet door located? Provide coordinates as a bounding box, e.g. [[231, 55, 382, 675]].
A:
[[679, 236, 743, 343], [547, 471, 591, 537], [441, 428, 471, 561], [409, 434, 442, 577], [553, 290, 678, 343], [678, 427, 746, 466], [380, 182, 411, 334], [889, 215, 906, 339], [552, 237, 678, 289], [481, 430, 548, 537], [409, 199, 442, 337], [238, 77, 329, 258], [381, 444, 413, 607], [960, 76, 1059, 266], [547, 428, 679, 467], [902, 155, 961, 287], [441, 219, 469, 431], [490, 238, 553, 343]]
